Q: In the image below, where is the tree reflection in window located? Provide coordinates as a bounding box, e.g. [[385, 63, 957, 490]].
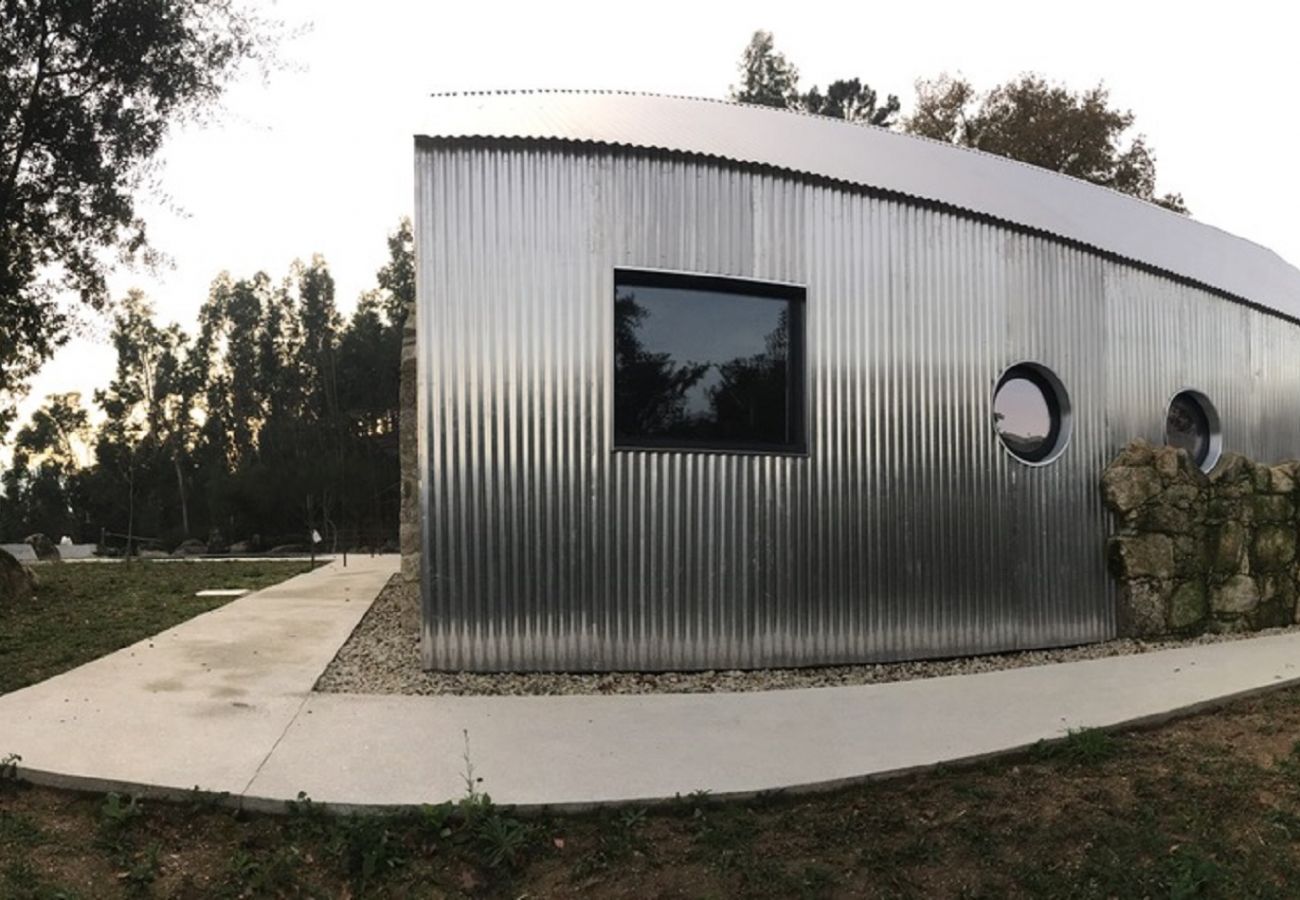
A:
[[993, 375, 1052, 459], [992, 363, 1068, 464], [613, 271, 804, 451], [1166, 392, 1211, 467]]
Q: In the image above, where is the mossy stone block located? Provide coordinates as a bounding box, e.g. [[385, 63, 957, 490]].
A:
[[1211, 574, 1260, 616], [1212, 521, 1248, 574], [1119, 580, 1170, 637], [1167, 581, 1207, 631], [1101, 465, 1163, 516], [1109, 534, 1176, 580], [1252, 526, 1297, 571]]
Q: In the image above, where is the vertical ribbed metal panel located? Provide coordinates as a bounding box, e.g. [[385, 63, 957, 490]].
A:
[[416, 141, 1300, 672]]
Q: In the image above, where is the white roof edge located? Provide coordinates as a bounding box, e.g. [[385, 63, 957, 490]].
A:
[[419, 91, 1300, 321]]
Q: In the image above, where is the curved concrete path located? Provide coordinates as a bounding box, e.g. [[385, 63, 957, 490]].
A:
[[5, 558, 1300, 813]]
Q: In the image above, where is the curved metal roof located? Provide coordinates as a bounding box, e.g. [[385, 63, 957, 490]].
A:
[[419, 90, 1300, 321]]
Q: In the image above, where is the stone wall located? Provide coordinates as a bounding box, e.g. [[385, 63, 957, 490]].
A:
[[1102, 440, 1300, 637], [399, 299, 420, 584]]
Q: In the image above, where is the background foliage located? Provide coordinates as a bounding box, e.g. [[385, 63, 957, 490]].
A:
[[0, 221, 412, 551], [729, 30, 1186, 212], [0, 0, 278, 435]]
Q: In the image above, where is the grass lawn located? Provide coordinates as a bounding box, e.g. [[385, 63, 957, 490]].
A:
[[0, 560, 316, 695], [5, 685, 1300, 898]]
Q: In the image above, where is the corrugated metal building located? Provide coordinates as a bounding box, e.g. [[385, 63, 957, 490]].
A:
[[414, 91, 1300, 672]]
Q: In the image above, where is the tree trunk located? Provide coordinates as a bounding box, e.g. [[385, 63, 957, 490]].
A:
[[173, 455, 189, 537], [126, 456, 135, 562]]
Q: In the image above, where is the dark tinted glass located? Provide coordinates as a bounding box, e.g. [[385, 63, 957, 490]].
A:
[[613, 271, 803, 451], [993, 371, 1055, 461], [1166, 393, 1210, 465]]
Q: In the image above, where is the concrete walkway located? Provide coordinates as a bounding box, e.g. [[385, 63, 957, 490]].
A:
[[5, 559, 1300, 812], [1, 556, 394, 802]]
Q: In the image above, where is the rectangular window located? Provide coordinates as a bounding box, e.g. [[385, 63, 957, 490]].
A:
[[613, 268, 806, 453]]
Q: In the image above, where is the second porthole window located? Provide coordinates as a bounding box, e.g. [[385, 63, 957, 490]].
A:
[[992, 362, 1072, 465], [1165, 390, 1221, 471]]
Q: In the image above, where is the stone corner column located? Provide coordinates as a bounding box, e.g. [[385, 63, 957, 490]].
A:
[[399, 299, 421, 584]]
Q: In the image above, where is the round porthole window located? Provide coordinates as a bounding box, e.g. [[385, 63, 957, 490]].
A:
[[992, 363, 1072, 465], [1165, 390, 1221, 471]]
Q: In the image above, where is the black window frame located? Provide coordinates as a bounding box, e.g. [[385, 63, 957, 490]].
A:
[[612, 267, 807, 455]]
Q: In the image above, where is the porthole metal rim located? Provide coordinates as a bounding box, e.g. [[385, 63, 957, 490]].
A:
[[1164, 387, 1223, 473], [991, 361, 1074, 468]]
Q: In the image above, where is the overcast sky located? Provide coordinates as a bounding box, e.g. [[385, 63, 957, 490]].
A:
[[13, 0, 1300, 442]]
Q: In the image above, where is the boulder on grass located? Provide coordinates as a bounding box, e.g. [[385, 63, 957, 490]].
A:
[[0, 548, 37, 603], [206, 528, 228, 555], [228, 534, 263, 555], [171, 538, 207, 558], [267, 543, 307, 555], [24, 533, 60, 562]]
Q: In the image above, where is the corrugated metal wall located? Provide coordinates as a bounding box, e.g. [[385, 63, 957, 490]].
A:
[[416, 140, 1300, 672]]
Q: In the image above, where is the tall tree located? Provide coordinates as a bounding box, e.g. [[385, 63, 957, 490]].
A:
[[296, 256, 342, 424], [2, 392, 91, 540], [15, 391, 89, 471], [375, 217, 414, 326], [729, 31, 899, 128], [729, 30, 800, 109], [905, 73, 1188, 213], [94, 291, 195, 538], [797, 78, 900, 127], [0, 0, 279, 433], [187, 270, 281, 539]]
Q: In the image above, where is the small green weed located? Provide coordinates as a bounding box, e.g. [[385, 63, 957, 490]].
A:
[[122, 844, 161, 894], [334, 815, 408, 892], [96, 792, 143, 849], [417, 800, 456, 841], [1, 753, 21, 789], [689, 805, 758, 872], [452, 728, 538, 871], [1267, 807, 1300, 841], [3, 857, 80, 899], [1275, 739, 1300, 780], [185, 785, 231, 812], [94, 794, 152, 894], [227, 845, 305, 897], [285, 790, 332, 841], [573, 806, 650, 877], [2, 859, 39, 890], [1031, 727, 1119, 766], [1165, 845, 1225, 899], [473, 811, 532, 870], [0, 810, 46, 847]]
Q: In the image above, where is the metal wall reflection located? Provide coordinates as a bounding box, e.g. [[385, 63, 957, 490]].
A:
[[416, 140, 1300, 671]]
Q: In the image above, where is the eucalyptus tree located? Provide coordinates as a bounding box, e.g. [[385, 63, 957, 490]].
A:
[[1, 392, 92, 540], [729, 31, 899, 127], [93, 291, 195, 542]]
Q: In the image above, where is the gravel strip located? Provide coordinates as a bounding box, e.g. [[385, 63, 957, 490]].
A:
[[316, 576, 1300, 696]]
